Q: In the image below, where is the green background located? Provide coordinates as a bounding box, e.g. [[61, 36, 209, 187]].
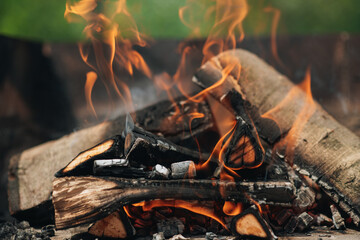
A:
[[0, 0, 359, 42]]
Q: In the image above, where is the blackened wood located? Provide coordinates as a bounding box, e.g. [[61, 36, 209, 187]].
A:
[[124, 115, 210, 167], [55, 135, 125, 177], [135, 98, 214, 144], [52, 176, 295, 229], [224, 118, 264, 169], [193, 49, 360, 225]]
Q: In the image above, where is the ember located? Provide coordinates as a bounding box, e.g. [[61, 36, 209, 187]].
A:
[[4, 0, 360, 240]]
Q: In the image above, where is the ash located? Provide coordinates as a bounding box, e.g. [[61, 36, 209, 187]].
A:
[[0, 220, 54, 240]]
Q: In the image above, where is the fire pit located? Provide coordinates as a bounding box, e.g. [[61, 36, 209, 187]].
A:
[[2, 0, 360, 240]]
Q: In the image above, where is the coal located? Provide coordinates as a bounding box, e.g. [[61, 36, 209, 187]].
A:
[[156, 218, 185, 238]]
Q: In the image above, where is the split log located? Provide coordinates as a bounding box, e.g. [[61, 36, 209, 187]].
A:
[[230, 207, 277, 239], [88, 209, 135, 239], [55, 135, 125, 177], [193, 49, 360, 224], [52, 176, 295, 229], [8, 98, 214, 215]]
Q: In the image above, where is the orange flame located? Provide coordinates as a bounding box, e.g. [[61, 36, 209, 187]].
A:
[[85, 71, 98, 118], [263, 6, 284, 67], [65, 0, 152, 115], [262, 68, 315, 165], [132, 200, 228, 229], [223, 201, 242, 216], [202, 0, 248, 63]]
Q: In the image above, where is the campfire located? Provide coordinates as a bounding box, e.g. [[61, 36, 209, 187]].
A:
[[5, 0, 360, 240]]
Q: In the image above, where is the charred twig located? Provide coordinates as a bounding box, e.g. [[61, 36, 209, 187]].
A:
[[52, 176, 295, 229]]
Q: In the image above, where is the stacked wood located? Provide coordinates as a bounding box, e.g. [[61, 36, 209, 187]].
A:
[[7, 98, 214, 215], [193, 49, 360, 225]]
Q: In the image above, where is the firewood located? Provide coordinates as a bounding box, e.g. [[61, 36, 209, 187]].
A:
[[223, 117, 264, 169], [124, 114, 209, 167], [55, 135, 125, 177], [88, 209, 135, 239], [8, 98, 213, 215], [52, 176, 295, 229], [230, 207, 277, 239], [193, 49, 360, 225]]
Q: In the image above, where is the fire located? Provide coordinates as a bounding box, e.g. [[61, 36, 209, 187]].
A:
[[202, 0, 248, 63], [65, 0, 152, 115], [132, 200, 227, 229], [262, 68, 315, 165], [263, 6, 283, 67], [64, 0, 287, 233], [85, 71, 98, 117], [223, 201, 242, 216]]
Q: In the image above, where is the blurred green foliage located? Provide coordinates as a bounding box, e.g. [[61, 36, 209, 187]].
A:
[[0, 0, 359, 42]]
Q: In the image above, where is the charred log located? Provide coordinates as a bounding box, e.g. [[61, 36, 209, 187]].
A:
[[52, 176, 295, 229], [124, 114, 209, 168]]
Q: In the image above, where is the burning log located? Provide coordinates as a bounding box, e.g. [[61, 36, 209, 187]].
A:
[[56, 135, 125, 177], [193, 49, 360, 225], [7, 98, 213, 215], [52, 176, 295, 229], [230, 207, 277, 240], [88, 210, 135, 239], [124, 114, 209, 168]]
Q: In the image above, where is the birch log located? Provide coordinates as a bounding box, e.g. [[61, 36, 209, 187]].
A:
[[194, 49, 360, 222]]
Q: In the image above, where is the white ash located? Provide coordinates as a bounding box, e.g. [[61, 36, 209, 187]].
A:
[[93, 159, 129, 168], [149, 164, 171, 179]]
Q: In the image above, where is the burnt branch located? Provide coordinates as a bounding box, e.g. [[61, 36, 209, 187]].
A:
[[52, 176, 295, 229]]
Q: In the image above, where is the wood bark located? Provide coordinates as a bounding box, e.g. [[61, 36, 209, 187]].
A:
[[7, 98, 214, 214], [193, 49, 360, 221], [52, 176, 295, 229]]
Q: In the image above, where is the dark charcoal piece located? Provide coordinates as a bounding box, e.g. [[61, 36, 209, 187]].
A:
[[284, 216, 298, 233], [124, 114, 209, 168], [156, 218, 184, 238], [55, 135, 125, 177]]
